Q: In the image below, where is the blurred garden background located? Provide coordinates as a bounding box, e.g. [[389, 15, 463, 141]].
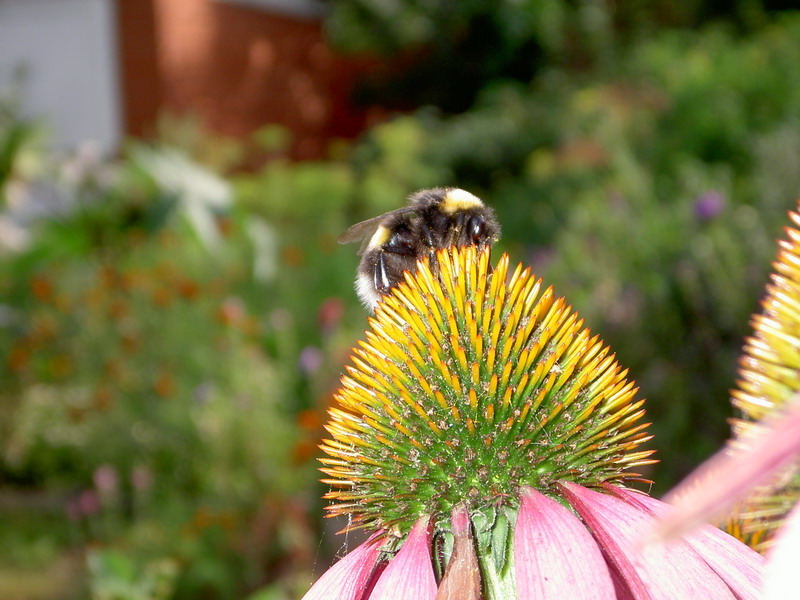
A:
[[2, 0, 800, 598]]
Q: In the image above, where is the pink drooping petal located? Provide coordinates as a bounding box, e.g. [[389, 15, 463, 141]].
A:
[[368, 516, 437, 600], [301, 534, 384, 600], [763, 501, 800, 599], [514, 486, 615, 599], [437, 504, 480, 600], [558, 481, 736, 600], [612, 485, 765, 600], [655, 398, 800, 541]]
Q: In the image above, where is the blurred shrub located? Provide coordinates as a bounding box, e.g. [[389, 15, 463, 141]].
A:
[[0, 142, 328, 599], [88, 550, 178, 600], [325, 0, 781, 112], [0, 65, 48, 212]]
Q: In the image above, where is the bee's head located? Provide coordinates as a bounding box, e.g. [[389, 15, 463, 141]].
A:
[[438, 189, 501, 248]]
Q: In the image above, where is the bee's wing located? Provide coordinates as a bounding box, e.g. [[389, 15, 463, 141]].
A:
[[338, 207, 418, 255], [337, 214, 388, 245]]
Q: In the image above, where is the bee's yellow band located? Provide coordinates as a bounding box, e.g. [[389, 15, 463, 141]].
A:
[[440, 188, 483, 214], [367, 225, 392, 249]]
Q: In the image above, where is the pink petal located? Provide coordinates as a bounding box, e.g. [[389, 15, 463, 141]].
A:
[[612, 486, 765, 600], [656, 398, 800, 541], [514, 486, 615, 599], [764, 501, 800, 600], [559, 481, 736, 600], [437, 504, 480, 600], [451, 502, 470, 534], [368, 516, 437, 600], [302, 534, 383, 600]]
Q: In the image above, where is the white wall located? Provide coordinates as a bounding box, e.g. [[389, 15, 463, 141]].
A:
[[0, 0, 121, 152]]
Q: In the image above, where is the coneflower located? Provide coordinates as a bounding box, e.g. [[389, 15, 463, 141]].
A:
[[652, 202, 800, 599], [306, 246, 764, 599]]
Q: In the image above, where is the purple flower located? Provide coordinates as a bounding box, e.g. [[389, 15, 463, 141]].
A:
[[93, 464, 118, 494], [299, 346, 323, 375], [130, 465, 154, 491], [318, 297, 345, 335], [78, 490, 101, 516], [694, 191, 726, 222]]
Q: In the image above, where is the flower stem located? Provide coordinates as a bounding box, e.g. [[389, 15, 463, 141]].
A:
[[474, 507, 516, 599]]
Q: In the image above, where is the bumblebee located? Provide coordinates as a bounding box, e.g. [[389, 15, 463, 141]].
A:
[[338, 187, 501, 310]]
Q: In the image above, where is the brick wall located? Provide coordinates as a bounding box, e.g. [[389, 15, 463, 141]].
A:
[[116, 0, 374, 160]]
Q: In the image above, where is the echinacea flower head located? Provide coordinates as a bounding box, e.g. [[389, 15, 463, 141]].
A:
[[651, 202, 800, 599], [321, 247, 652, 531], [306, 246, 764, 599], [727, 204, 800, 550]]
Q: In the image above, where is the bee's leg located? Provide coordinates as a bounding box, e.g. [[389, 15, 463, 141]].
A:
[[422, 226, 436, 247], [373, 253, 392, 294]]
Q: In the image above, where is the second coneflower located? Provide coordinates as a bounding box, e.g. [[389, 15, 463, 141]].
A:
[[651, 202, 800, 599], [305, 246, 764, 599]]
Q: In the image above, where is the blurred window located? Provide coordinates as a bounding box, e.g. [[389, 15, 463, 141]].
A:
[[0, 0, 120, 152]]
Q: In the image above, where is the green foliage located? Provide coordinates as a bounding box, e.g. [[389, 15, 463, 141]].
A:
[[0, 141, 337, 598], [325, 0, 777, 112], [88, 550, 178, 600], [0, 66, 48, 206]]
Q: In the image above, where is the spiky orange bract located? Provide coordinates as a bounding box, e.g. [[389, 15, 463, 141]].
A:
[[725, 496, 788, 551], [734, 208, 800, 419], [727, 205, 800, 549], [320, 247, 655, 534]]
